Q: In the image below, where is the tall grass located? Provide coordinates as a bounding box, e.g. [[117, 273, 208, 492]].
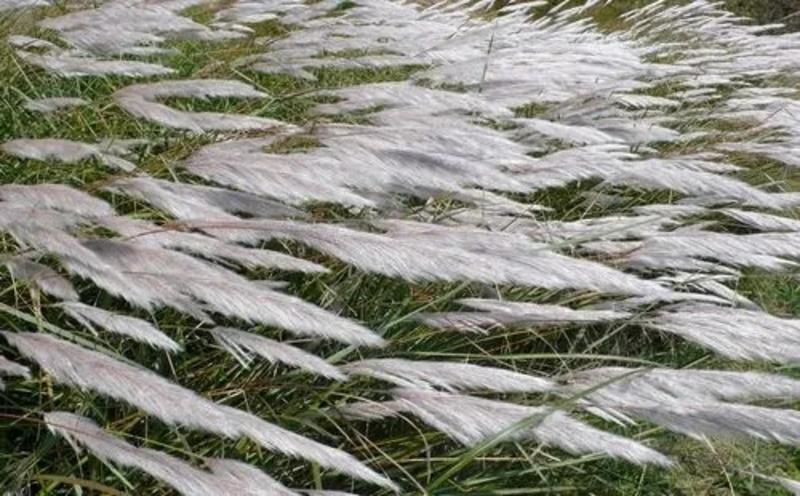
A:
[[1, 0, 800, 495]]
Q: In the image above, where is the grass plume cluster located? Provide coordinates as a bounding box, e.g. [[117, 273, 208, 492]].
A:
[[2, 0, 800, 495]]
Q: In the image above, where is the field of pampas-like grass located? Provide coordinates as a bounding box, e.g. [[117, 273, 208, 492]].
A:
[[2, 0, 800, 494]]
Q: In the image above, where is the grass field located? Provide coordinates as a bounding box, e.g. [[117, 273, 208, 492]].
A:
[[2, 0, 800, 495]]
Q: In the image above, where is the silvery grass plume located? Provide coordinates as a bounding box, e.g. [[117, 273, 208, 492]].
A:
[[722, 209, 800, 232], [5, 257, 79, 301], [2, 191, 373, 346], [210, 326, 347, 380], [560, 367, 800, 405], [649, 304, 800, 363], [104, 176, 304, 221], [15, 50, 177, 78], [98, 215, 328, 273], [593, 401, 800, 449], [181, 218, 675, 296], [0, 183, 115, 217], [418, 298, 632, 333], [61, 238, 385, 346], [10, 0, 246, 76], [555, 367, 800, 437], [44, 411, 301, 496], [0, 354, 31, 391], [113, 80, 285, 132], [182, 123, 535, 206], [59, 301, 181, 352], [1, 138, 137, 171], [777, 477, 800, 496], [341, 358, 555, 392], [600, 159, 791, 209], [312, 81, 514, 118], [448, 211, 678, 242], [22, 96, 88, 113], [343, 388, 673, 467], [4, 0, 800, 492], [4, 332, 396, 489]]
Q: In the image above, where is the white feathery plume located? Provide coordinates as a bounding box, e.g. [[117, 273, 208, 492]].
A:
[[194, 219, 674, 297], [0, 212, 134, 304], [777, 477, 800, 496], [312, 81, 512, 118], [2, 225, 127, 299], [579, 239, 644, 257], [633, 204, 708, 219], [105, 177, 303, 221], [1, 138, 95, 163], [68, 239, 384, 347], [5, 258, 79, 301], [113, 80, 285, 132], [719, 141, 800, 169], [1, 138, 136, 171], [7, 34, 57, 50], [55, 239, 210, 321], [213, 1, 280, 23], [96, 138, 149, 156], [337, 399, 406, 421], [428, 190, 546, 218], [0, 354, 31, 390], [419, 298, 630, 333], [448, 212, 676, 243], [50, 25, 167, 56], [602, 160, 784, 208], [655, 272, 758, 310], [36, 0, 243, 57], [182, 122, 534, 206], [184, 137, 375, 207], [513, 117, 622, 146], [204, 458, 303, 496], [6, 333, 396, 489], [23, 97, 88, 113], [515, 95, 681, 145], [613, 93, 679, 109], [246, 54, 431, 75], [628, 231, 800, 272], [510, 144, 635, 190], [382, 220, 674, 295], [628, 248, 764, 274], [0, 355, 31, 378], [649, 304, 800, 363], [414, 29, 661, 107], [0, 205, 126, 290], [615, 401, 800, 448], [671, 87, 718, 103], [16, 50, 175, 78], [261, 12, 448, 59], [99, 216, 327, 274], [721, 209, 800, 232], [381, 389, 673, 466], [59, 301, 181, 352], [306, 120, 529, 191], [0, 184, 114, 217], [560, 367, 800, 405], [44, 411, 301, 496], [210, 327, 346, 380], [341, 358, 554, 392]]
